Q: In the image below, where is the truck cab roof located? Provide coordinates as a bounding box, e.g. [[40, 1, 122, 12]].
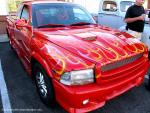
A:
[[22, 0, 68, 5]]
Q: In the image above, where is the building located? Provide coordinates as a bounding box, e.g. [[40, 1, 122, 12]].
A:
[[0, 0, 8, 34]]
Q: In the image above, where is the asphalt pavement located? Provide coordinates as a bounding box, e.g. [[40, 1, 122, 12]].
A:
[[0, 36, 150, 113]]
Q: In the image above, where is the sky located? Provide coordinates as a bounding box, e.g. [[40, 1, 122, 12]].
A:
[[73, 0, 100, 13]]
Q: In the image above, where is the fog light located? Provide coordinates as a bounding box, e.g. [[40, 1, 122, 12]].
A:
[[82, 99, 89, 105]]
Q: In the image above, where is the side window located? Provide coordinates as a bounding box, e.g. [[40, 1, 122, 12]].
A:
[[20, 6, 29, 20], [16, 4, 23, 19], [73, 8, 90, 21], [102, 1, 117, 12]]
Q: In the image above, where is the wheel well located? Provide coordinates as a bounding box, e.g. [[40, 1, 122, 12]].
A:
[[31, 57, 52, 78]]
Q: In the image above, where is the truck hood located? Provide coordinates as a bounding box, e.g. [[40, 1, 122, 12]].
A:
[[38, 25, 146, 66]]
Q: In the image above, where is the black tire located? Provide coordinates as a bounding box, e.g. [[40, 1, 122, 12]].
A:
[[6, 28, 9, 38], [6, 28, 14, 50], [33, 63, 55, 106], [9, 36, 16, 54]]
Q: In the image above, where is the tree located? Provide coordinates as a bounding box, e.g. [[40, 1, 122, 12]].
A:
[[8, 0, 23, 12]]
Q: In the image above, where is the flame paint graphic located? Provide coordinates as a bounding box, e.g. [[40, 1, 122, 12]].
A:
[[42, 31, 146, 79]]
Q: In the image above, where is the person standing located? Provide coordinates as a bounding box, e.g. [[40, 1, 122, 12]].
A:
[[124, 0, 145, 41]]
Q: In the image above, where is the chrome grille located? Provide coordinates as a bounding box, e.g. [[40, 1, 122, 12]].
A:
[[101, 53, 143, 72]]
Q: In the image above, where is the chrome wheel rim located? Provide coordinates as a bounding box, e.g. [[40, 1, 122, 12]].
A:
[[36, 72, 47, 98]]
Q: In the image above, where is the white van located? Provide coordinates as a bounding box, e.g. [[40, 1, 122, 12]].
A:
[[98, 0, 135, 29]]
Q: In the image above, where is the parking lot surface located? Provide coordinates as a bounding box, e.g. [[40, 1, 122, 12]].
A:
[[0, 41, 150, 113]]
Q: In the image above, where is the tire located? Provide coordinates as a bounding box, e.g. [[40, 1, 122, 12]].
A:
[[6, 28, 14, 50], [6, 28, 9, 38], [33, 63, 55, 106]]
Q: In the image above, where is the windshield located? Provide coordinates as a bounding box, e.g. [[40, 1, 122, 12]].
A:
[[120, 1, 134, 12], [32, 3, 95, 28]]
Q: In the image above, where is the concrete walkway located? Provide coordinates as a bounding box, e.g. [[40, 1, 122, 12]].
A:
[[0, 34, 9, 42]]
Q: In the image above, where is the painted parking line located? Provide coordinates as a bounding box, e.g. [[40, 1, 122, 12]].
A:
[[0, 60, 12, 113]]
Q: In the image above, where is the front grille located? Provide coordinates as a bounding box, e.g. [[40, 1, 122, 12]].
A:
[[101, 53, 143, 72]]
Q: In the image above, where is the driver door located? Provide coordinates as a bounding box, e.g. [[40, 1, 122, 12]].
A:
[[14, 5, 32, 68]]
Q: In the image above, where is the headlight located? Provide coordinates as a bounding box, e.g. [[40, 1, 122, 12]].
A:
[[60, 69, 94, 85]]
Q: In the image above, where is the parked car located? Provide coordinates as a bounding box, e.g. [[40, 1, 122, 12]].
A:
[[98, 0, 135, 29], [6, 0, 149, 113]]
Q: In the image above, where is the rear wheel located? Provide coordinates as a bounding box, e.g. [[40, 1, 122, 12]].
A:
[[33, 63, 55, 106], [6, 28, 9, 38], [7, 28, 15, 51]]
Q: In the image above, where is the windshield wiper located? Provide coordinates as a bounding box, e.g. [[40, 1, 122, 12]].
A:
[[70, 22, 95, 26], [37, 23, 67, 28]]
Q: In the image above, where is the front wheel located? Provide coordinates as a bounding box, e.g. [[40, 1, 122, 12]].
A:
[[33, 63, 55, 106], [6, 28, 9, 38]]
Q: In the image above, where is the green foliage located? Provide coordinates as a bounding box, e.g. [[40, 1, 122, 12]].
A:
[[8, 0, 23, 12]]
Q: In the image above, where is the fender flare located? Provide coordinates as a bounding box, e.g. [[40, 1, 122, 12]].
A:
[[31, 52, 53, 78]]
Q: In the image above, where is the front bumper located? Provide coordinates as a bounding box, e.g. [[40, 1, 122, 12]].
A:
[[53, 66, 148, 113], [52, 55, 149, 113]]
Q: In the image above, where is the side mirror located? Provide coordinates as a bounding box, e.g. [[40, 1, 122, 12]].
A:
[[15, 19, 30, 30]]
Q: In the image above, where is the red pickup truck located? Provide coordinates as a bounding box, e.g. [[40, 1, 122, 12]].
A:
[[6, 0, 149, 113]]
